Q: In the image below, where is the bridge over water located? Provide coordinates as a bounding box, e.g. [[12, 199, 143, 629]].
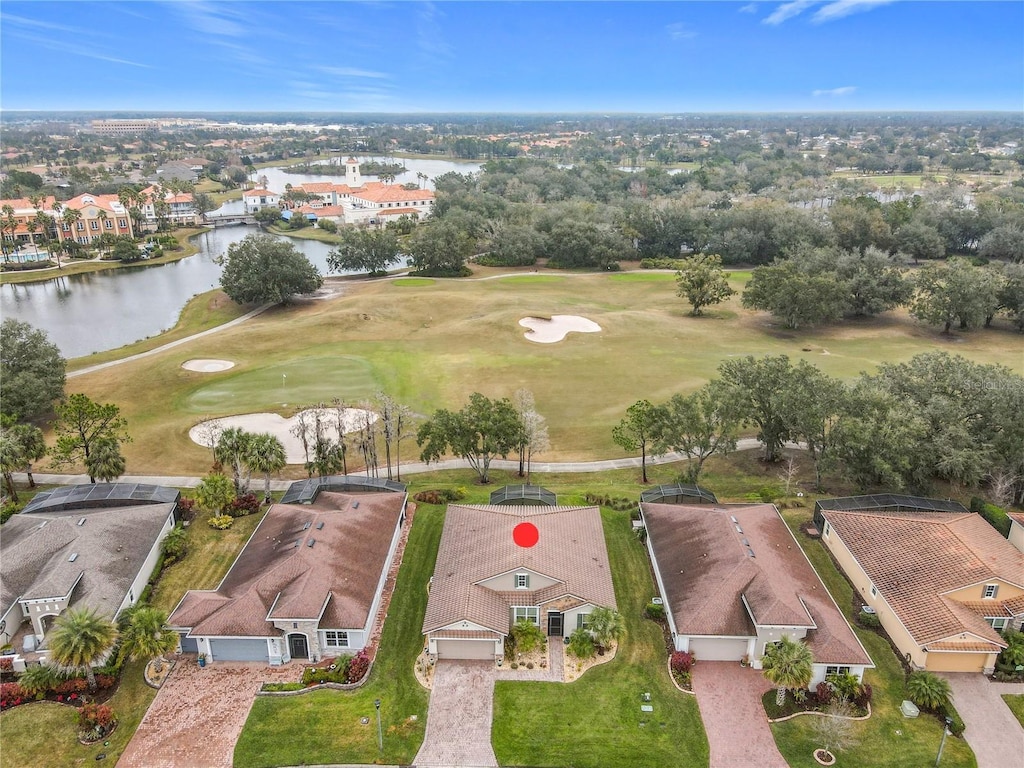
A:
[[204, 213, 257, 227]]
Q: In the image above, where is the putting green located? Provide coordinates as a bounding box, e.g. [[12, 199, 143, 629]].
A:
[[393, 277, 435, 287], [184, 356, 378, 414]]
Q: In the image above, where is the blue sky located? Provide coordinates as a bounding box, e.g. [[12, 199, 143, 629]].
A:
[[1, 1, 1021, 113]]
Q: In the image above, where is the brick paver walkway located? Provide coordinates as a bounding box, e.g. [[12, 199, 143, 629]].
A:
[[414, 660, 498, 767], [692, 661, 788, 768], [940, 673, 1024, 768], [117, 658, 301, 768]]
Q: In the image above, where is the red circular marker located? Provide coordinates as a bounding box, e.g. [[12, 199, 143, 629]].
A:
[[513, 522, 539, 548]]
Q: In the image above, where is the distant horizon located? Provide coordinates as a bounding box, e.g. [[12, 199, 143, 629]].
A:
[[1, 2, 1021, 113]]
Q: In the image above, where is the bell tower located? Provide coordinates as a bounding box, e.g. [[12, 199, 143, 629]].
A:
[[345, 157, 362, 188]]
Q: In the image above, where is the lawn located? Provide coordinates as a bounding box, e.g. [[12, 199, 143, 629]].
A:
[[491, 507, 709, 768], [59, 267, 1024, 476], [394, 277, 435, 287], [1003, 694, 1024, 728], [232, 503, 443, 767], [150, 509, 268, 613], [772, 507, 976, 768], [0, 658, 156, 768]]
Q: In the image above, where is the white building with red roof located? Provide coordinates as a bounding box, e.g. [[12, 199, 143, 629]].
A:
[[295, 158, 434, 226], [140, 185, 199, 227]]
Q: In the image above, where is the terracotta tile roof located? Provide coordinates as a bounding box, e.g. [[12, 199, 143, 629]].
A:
[[0, 196, 59, 212], [352, 185, 435, 204], [63, 193, 128, 215], [643, 503, 871, 666], [1009, 512, 1024, 527], [924, 640, 1003, 653], [430, 629, 501, 640], [243, 188, 277, 197], [299, 182, 335, 194], [821, 510, 1024, 648], [423, 505, 616, 635], [1005, 594, 1024, 615], [169, 491, 405, 637]]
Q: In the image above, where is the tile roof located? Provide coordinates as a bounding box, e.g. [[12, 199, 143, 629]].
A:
[[243, 188, 277, 197], [352, 185, 435, 204], [643, 503, 871, 666], [821, 510, 1024, 648], [169, 491, 405, 637], [1, 503, 174, 622], [423, 505, 616, 635]]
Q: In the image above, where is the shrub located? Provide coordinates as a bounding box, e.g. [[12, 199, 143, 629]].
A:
[[670, 651, 695, 674], [511, 619, 546, 655], [413, 490, 445, 505], [316, 219, 337, 233], [640, 257, 686, 270], [346, 650, 370, 684], [567, 629, 595, 659], [645, 602, 665, 621], [0, 657, 12, 673], [1, 501, 24, 525], [161, 525, 188, 563], [18, 664, 61, 697], [94, 673, 117, 690], [413, 487, 467, 505], [853, 683, 873, 710], [906, 671, 952, 712], [858, 610, 881, 629], [78, 702, 115, 733], [227, 492, 261, 517], [757, 485, 782, 503], [208, 514, 234, 529], [54, 677, 88, 695], [826, 671, 861, 702], [814, 681, 835, 707], [176, 497, 197, 522], [302, 658, 351, 686], [943, 706, 966, 737], [262, 682, 305, 692], [1, 682, 27, 706]]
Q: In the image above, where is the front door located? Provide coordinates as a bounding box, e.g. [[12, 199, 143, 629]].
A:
[[288, 633, 309, 659], [547, 612, 563, 637]]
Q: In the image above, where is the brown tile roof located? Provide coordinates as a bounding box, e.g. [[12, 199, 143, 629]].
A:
[[299, 182, 334, 194], [1009, 512, 1024, 527], [821, 510, 1024, 648], [423, 505, 616, 635], [924, 640, 1003, 653], [169, 491, 405, 637], [353, 185, 435, 204], [643, 503, 871, 666]]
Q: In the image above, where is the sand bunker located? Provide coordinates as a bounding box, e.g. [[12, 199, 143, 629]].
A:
[[189, 408, 377, 465], [520, 315, 602, 344], [181, 359, 235, 373]]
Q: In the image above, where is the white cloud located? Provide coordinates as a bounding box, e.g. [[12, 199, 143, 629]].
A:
[[812, 86, 857, 97], [812, 0, 896, 23], [317, 66, 391, 80], [739, 4, 759, 13], [666, 22, 697, 40], [763, 0, 818, 25]]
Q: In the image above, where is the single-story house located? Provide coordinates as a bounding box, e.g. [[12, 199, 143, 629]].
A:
[[819, 504, 1024, 674], [0, 484, 179, 661], [169, 479, 408, 664], [422, 503, 616, 660], [642, 502, 872, 688]]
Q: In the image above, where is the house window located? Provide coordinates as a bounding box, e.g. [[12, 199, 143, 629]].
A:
[[513, 607, 539, 625], [90, 221, 99, 230], [825, 665, 852, 676], [870, 585, 877, 598], [62, 223, 70, 232], [577, 613, 591, 630], [515, 573, 530, 590], [986, 618, 1007, 630], [105, 220, 113, 228], [984, 584, 998, 599], [76, 222, 85, 231], [822, 521, 831, 538], [324, 631, 349, 648]]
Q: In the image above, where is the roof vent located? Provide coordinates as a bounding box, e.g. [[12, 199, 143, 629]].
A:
[[307, 539, 315, 548], [302, 522, 311, 530], [352, 501, 360, 509], [735, 525, 743, 534], [316, 521, 324, 530], [77, 517, 87, 526], [746, 547, 756, 558], [730, 515, 738, 523], [68, 553, 79, 562], [742, 538, 750, 546]]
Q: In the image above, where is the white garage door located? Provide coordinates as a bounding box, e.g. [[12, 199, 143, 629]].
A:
[[435, 639, 496, 660], [687, 637, 750, 662]]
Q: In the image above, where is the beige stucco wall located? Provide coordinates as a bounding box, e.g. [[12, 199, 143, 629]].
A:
[[944, 579, 1024, 603], [1009, 520, 1024, 554], [478, 568, 560, 592]]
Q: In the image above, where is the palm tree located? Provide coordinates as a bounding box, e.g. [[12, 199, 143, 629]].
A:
[[0, 429, 23, 501], [62, 206, 82, 251], [761, 636, 814, 706], [84, 436, 125, 483], [96, 210, 109, 250], [244, 432, 286, 503], [47, 607, 118, 691], [17, 663, 62, 697], [118, 606, 178, 672], [1, 204, 17, 263], [50, 201, 64, 268], [215, 427, 252, 492], [905, 671, 953, 712], [587, 606, 625, 652]]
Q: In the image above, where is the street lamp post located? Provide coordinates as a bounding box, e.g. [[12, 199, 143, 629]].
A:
[[374, 698, 383, 752], [935, 716, 952, 766]]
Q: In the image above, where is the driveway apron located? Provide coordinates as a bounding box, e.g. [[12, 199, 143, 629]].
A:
[[940, 673, 1024, 768], [414, 660, 498, 768], [692, 661, 789, 768], [117, 658, 301, 768]]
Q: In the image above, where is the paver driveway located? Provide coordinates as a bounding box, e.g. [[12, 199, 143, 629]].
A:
[[940, 673, 1024, 768], [414, 660, 498, 768], [692, 661, 788, 768], [117, 657, 301, 768]]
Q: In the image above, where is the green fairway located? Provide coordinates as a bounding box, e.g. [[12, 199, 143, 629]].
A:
[[393, 277, 436, 286], [608, 272, 676, 282], [61, 268, 1024, 475]]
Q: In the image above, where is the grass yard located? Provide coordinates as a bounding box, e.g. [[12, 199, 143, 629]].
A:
[[772, 507, 976, 768], [150, 509, 267, 613], [491, 507, 709, 768], [232, 504, 442, 767], [1003, 695, 1024, 728], [59, 268, 1024, 476], [0, 658, 155, 768], [266, 222, 343, 244], [394, 277, 436, 287]]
